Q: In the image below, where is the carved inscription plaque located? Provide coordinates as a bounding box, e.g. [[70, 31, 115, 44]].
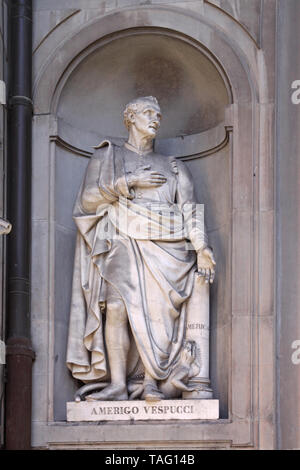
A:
[[67, 399, 219, 422]]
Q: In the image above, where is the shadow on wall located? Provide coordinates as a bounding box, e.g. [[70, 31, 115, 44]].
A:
[[57, 32, 229, 139]]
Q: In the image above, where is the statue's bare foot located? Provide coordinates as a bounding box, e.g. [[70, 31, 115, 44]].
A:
[[142, 383, 164, 402], [85, 383, 128, 401]]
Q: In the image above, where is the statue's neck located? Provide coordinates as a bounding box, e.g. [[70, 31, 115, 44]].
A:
[[125, 141, 153, 156], [127, 132, 154, 155]]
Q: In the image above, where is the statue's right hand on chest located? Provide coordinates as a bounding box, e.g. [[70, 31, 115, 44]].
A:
[[127, 165, 167, 189]]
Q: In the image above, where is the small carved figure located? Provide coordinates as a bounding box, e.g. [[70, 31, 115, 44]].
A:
[[159, 341, 200, 398]]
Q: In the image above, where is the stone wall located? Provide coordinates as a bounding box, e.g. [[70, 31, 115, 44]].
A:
[[276, 0, 300, 451], [27, 0, 299, 449]]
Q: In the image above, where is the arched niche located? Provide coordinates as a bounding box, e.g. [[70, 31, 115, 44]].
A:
[[52, 29, 232, 422]]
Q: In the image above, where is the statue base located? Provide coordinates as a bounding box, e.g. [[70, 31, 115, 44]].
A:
[[67, 399, 219, 422], [182, 378, 214, 399], [182, 389, 213, 399]]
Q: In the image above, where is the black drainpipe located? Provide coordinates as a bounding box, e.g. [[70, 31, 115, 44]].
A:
[[5, 0, 34, 450]]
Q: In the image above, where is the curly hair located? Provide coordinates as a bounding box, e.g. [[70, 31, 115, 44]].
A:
[[123, 96, 160, 130]]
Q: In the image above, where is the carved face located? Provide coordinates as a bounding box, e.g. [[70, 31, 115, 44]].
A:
[[129, 102, 162, 139]]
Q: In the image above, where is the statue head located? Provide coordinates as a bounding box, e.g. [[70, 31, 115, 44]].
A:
[[123, 96, 161, 139]]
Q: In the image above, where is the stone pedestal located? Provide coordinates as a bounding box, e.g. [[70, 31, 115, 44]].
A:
[[184, 274, 213, 399], [67, 399, 219, 422]]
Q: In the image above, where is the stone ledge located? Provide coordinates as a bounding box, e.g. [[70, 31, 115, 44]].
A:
[[67, 399, 219, 422]]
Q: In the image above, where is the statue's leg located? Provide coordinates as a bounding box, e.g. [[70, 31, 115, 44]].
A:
[[86, 297, 129, 401], [142, 370, 164, 401]]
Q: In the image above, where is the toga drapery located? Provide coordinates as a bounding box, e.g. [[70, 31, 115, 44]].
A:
[[66, 141, 206, 383]]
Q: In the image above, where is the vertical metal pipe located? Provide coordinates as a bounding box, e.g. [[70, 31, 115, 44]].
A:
[[5, 0, 34, 450]]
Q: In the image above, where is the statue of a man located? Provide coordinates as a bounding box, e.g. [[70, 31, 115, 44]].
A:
[[67, 96, 215, 401]]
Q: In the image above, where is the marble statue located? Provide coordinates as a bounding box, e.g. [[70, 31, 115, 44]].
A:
[[67, 96, 216, 402]]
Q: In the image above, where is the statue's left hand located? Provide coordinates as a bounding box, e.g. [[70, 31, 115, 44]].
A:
[[197, 247, 216, 284]]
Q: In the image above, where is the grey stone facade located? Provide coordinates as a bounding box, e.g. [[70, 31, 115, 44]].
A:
[[276, 0, 300, 450], [0, 0, 299, 449]]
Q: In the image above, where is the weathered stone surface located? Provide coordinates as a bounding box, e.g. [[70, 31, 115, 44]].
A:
[[204, 0, 262, 46], [67, 399, 219, 422]]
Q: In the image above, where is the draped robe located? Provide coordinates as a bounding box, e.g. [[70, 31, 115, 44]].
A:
[[66, 141, 206, 383]]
